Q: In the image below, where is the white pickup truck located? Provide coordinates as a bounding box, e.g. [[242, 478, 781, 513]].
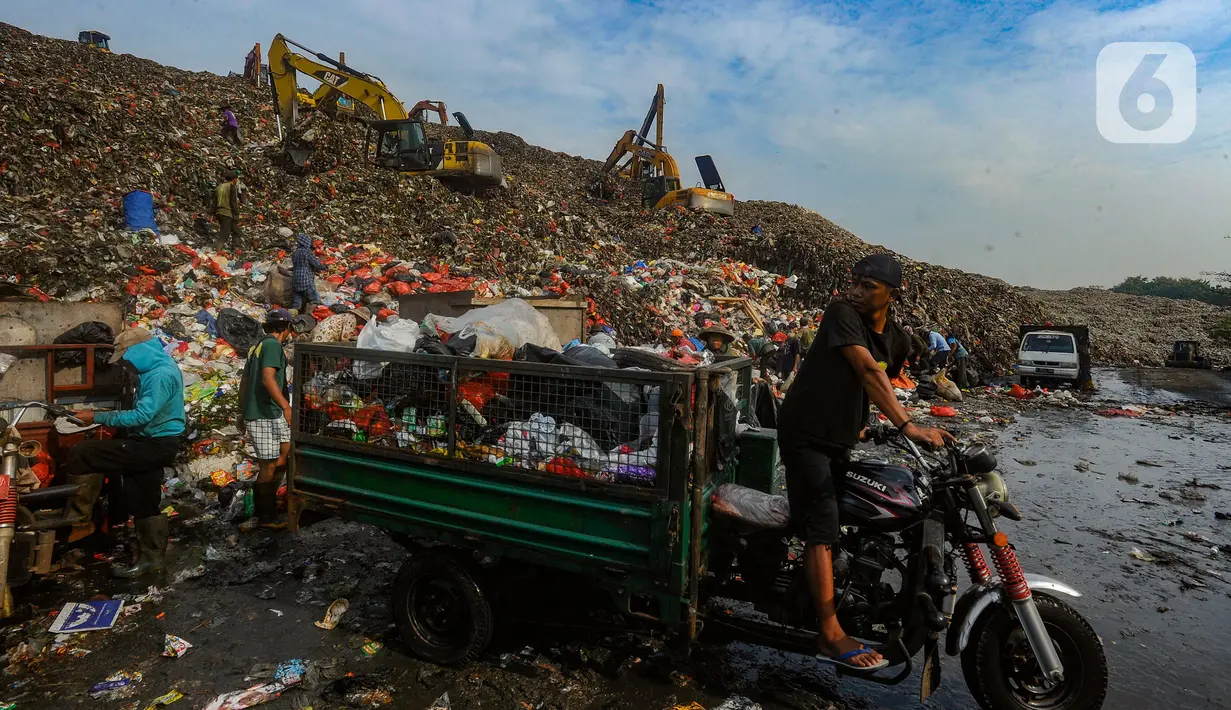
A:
[[1016, 329, 1081, 388]]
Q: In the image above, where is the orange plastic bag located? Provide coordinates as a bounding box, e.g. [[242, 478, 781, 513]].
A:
[[930, 405, 958, 417], [890, 372, 916, 390]]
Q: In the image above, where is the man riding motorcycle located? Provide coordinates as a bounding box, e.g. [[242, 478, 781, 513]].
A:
[[67, 327, 185, 578], [777, 254, 954, 670]]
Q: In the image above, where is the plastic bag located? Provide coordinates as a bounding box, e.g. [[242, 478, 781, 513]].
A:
[[932, 371, 963, 402], [501, 413, 558, 459], [218, 309, 262, 355], [930, 405, 958, 417], [52, 321, 115, 368], [353, 318, 419, 379], [357, 318, 419, 352], [711, 483, 791, 529], [556, 422, 608, 469], [428, 299, 562, 359]]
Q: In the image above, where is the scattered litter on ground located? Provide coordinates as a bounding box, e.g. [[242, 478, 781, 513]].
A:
[[87, 670, 142, 700], [314, 598, 349, 630], [145, 689, 185, 709], [162, 634, 193, 658], [48, 600, 124, 633]]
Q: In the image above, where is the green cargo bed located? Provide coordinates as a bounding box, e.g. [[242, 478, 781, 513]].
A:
[[288, 343, 754, 630]]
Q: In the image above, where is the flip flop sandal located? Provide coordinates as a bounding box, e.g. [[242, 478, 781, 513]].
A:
[[817, 644, 890, 671]]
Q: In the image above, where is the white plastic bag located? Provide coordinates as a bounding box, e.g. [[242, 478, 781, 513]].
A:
[[353, 318, 419, 379], [427, 299, 562, 359], [711, 483, 791, 529], [556, 423, 608, 469]]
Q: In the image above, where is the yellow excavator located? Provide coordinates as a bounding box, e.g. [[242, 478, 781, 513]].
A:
[[597, 84, 734, 216], [267, 34, 503, 189], [77, 30, 111, 53]]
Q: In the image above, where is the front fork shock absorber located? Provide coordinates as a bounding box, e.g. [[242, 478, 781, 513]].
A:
[[962, 542, 992, 586], [989, 531, 1064, 683]]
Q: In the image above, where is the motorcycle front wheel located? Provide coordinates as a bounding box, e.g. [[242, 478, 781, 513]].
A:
[[963, 593, 1108, 710]]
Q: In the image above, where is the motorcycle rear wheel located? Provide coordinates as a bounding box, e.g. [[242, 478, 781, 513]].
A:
[[965, 593, 1108, 710]]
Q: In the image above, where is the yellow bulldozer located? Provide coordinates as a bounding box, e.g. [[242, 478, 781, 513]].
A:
[[267, 34, 503, 190], [597, 84, 734, 216]]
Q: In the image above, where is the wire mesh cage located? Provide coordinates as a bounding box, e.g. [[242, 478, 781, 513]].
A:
[[293, 345, 695, 490]]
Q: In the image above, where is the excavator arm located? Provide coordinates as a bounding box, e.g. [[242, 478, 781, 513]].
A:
[[268, 34, 408, 127], [594, 83, 733, 216]]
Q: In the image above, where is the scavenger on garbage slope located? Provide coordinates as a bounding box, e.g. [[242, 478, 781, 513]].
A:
[[596, 84, 735, 216], [266, 34, 504, 190]]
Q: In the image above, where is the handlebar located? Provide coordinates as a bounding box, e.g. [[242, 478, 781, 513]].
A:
[[0, 401, 86, 427], [866, 421, 957, 472]]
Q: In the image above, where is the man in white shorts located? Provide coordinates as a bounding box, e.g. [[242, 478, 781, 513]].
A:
[[236, 308, 294, 530]]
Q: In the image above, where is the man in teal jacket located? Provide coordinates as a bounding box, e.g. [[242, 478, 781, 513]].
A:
[[69, 327, 184, 578]]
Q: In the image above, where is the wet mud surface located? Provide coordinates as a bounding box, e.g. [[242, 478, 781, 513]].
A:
[[2, 370, 1228, 709]]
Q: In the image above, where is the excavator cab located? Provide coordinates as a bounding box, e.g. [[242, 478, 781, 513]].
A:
[[368, 119, 441, 172], [78, 30, 110, 52], [642, 175, 682, 209]]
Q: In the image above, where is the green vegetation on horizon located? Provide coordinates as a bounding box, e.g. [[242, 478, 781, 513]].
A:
[[1111, 275, 1231, 307]]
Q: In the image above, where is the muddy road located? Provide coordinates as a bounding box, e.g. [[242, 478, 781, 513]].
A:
[[2, 370, 1228, 709]]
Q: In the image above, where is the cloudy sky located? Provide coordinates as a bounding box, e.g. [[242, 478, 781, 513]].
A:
[[6, 0, 1231, 288]]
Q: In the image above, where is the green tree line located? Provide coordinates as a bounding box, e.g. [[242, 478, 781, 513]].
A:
[[1110, 276, 1231, 307]]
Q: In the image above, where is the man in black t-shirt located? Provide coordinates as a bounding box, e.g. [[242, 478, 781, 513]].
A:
[[779, 327, 802, 376], [777, 254, 953, 670]]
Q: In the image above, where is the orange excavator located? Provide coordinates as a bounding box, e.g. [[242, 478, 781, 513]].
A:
[[597, 84, 735, 216]]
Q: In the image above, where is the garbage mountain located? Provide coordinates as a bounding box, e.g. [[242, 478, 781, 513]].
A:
[[7, 21, 1208, 370]]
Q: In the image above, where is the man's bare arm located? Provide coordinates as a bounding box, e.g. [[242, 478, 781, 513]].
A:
[[261, 366, 290, 411], [840, 344, 911, 426]]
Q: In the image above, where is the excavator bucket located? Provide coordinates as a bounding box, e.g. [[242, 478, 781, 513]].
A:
[[695, 155, 725, 191]]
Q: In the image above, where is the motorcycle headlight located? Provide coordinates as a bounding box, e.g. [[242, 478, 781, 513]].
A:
[[963, 444, 997, 474], [973, 471, 1009, 512]]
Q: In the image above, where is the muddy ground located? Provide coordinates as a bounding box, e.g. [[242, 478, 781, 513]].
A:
[[2, 369, 1229, 710]]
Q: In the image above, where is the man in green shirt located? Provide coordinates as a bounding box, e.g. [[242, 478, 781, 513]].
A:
[[236, 308, 294, 530], [214, 169, 243, 250], [798, 316, 816, 355]]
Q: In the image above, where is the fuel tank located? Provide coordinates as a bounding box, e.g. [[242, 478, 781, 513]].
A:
[[837, 459, 925, 530]]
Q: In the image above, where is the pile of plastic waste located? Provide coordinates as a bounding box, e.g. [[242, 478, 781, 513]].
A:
[[0, 21, 1063, 374]]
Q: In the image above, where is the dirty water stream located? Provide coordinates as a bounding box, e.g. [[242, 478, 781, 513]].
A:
[[2, 370, 1229, 709]]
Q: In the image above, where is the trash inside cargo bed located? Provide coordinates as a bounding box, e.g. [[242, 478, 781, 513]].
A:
[[293, 343, 718, 490]]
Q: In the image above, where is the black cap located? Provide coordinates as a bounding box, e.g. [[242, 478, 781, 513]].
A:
[[852, 253, 902, 289]]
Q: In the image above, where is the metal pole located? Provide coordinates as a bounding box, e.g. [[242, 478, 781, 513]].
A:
[[687, 370, 711, 642]]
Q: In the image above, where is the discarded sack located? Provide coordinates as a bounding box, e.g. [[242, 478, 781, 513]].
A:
[[217, 309, 263, 354], [932, 371, 963, 402], [123, 189, 159, 233], [52, 321, 115, 368], [711, 483, 790, 529]]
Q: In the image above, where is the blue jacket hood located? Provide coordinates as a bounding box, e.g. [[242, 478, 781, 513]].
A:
[[295, 233, 312, 250], [123, 337, 172, 373], [98, 336, 186, 438]]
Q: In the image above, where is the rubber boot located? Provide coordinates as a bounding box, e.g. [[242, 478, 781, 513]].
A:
[[239, 481, 276, 532], [66, 473, 103, 543], [111, 515, 168, 579]]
